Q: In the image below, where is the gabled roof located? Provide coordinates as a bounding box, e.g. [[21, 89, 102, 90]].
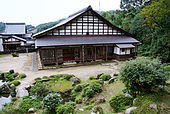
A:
[[34, 6, 132, 38], [2, 23, 26, 35], [34, 6, 92, 37]]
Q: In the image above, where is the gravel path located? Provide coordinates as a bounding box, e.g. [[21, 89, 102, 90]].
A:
[[0, 53, 123, 89]]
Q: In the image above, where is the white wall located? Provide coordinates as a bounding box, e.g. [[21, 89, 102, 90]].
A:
[[114, 47, 131, 55], [0, 38, 4, 52]]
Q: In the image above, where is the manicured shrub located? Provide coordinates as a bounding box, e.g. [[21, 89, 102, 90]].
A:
[[19, 96, 42, 112], [9, 80, 20, 86], [109, 95, 133, 112], [80, 83, 89, 89], [34, 77, 42, 83], [30, 82, 50, 98], [89, 82, 102, 93], [81, 81, 103, 98], [63, 74, 74, 80], [74, 84, 82, 92], [11, 52, 19, 57], [4, 72, 18, 81], [99, 73, 111, 81], [75, 96, 83, 104], [65, 101, 76, 107], [43, 93, 63, 112], [49, 74, 64, 81], [71, 90, 80, 99], [85, 87, 95, 98], [9, 69, 14, 74], [42, 76, 48, 79], [89, 76, 96, 80], [19, 73, 26, 79], [0, 103, 26, 114], [83, 104, 95, 111], [10, 86, 16, 97], [120, 57, 168, 97], [56, 104, 74, 114]]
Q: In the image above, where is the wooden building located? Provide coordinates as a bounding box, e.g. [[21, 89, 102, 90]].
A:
[[34, 6, 140, 67], [0, 23, 34, 53]]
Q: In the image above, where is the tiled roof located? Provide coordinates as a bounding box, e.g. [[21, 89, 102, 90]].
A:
[[2, 23, 26, 34], [36, 36, 140, 47]]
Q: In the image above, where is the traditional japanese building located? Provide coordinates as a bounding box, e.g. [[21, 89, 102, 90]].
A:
[[34, 6, 140, 67], [0, 23, 34, 53]]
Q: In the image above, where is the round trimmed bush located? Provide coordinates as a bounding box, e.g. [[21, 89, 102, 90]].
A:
[[99, 74, 111, 81], [56, 104, 74, 114], [19, 73, 26, 79], [63, 74, 74, 80], [74, 84, 82, 92], [9, 80, 20, 86], [109, 95, 133, 112], [30, 83, 50, 98], [43, 93, 63, 112], [42, 76, 48, 79], [19, 96, 42, 112], [89, 76, 96, 80], [75, 96, 83, 104], [9, 69, 14, 74]]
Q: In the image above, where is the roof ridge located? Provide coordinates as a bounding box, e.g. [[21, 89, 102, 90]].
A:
[[68, 5, 92, 18]]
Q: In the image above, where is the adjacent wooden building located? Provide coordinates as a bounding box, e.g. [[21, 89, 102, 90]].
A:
[[34, 6, 140, 67], [0, 23, 34, 53]]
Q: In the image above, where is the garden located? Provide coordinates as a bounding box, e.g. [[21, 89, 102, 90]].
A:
[[0, 57, 169, 114]]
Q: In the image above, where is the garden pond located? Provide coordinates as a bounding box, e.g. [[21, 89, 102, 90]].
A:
[[0, 80, 11, 109]]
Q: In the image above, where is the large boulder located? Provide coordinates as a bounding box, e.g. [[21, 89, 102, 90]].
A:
[[16, 88, 29, 98], [70, 77, 80, 86], [125, 107, 137, 114], [0, 83, 11, 94]]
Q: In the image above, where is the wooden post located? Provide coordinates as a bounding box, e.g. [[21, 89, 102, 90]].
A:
[[106, 45, 108, 61], [55, 47, 58, 68], [82, 45, 85, 63], [95, 46, 96, 61], [91, 47, 94, 61]]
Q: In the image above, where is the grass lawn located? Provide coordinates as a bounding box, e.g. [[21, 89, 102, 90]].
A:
[[47, 79, 72, 92]]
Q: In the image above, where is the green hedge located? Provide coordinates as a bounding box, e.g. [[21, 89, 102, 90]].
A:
[[109, 95, 133, 112], [9, 80, 20, 86]]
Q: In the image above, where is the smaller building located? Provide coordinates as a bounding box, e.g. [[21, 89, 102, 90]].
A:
[[0, 23, 35, 53]]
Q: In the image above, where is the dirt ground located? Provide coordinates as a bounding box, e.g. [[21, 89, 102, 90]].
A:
[[0, 53, 123, 88]]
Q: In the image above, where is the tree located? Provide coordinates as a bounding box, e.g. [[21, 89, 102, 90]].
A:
[[120, 57, 168, 97], [140, 0, 170, 29]]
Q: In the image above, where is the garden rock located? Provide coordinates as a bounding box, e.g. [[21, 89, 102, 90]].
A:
[[79, 108, 84, 112], [10, 84, 15, 87], [28, 108, 35, 113], [108, 77, 116, 84], [41, 78, 50, 82], [70, 77, 80, 86], [0, 83, 11, 94], [96, 97, 106, 103], [149, 104, 157, 110], [92, 106, 103, 114], [16, 88, 29, 98], [25, 85, 32, 91], [124, 93, 133, 98], [97, 73, 103, 79], [125, 107, 137, 114]]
